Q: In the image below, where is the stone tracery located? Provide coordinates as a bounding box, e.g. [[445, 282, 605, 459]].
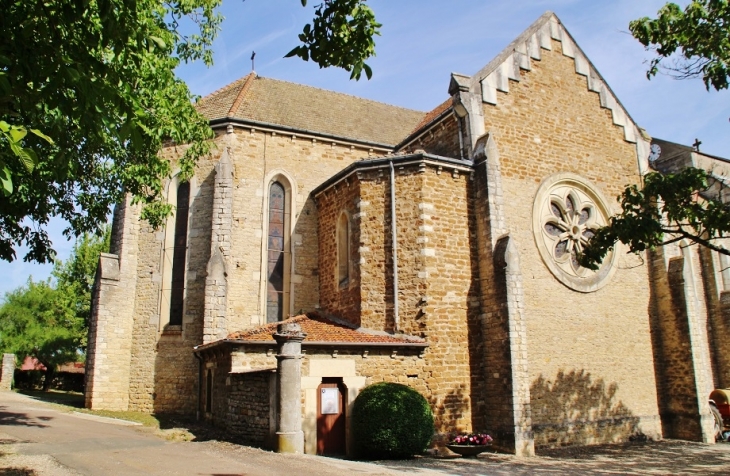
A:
[[532, 173, 617, 292], [543, 190, 598, 278]]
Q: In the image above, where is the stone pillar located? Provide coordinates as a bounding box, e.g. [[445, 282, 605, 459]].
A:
[[494, 236, 535, 457], [679, 244, 716, 443], [0, 354, 16, 391], [649, 243, 716, 442], [85, 197, 139, 410], [273, 322, 306, 453], [472, 134, 534, 456]]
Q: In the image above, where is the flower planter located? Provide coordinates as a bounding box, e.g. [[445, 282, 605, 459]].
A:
[[446, 444, 491, 457]]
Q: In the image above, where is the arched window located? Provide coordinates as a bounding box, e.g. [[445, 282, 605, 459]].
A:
[[337, 212, 350, 286], [267, 182, 286, 322], [169, 181, 190, 326]]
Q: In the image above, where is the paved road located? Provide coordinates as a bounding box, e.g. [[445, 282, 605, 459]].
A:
[[0, 391, 423, 475], [3, 390, 730, 475]]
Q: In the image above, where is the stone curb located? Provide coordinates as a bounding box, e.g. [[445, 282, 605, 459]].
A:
[[69, 411, 142, 426]]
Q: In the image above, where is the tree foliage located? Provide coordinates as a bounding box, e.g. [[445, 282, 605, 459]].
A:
[[287, 0, 381, 80], [0, 279, 82, 389], [629, 0, 730, 90], [581, 2, 730, 268], [53, 226, 111, 329], [0, 228, 109, 388], [0, 0, 222, 264], [580, 168, 730, 269]]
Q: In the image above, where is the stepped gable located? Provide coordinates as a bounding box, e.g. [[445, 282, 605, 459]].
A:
[[223, 313, 425, 345], [195, 74, 426, 147], [452, 11, 641, 143]]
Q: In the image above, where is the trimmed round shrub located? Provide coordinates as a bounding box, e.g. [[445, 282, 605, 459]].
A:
[[351, 382, 434, 459]]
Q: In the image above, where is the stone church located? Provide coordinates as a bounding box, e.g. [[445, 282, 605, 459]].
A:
[[84, 12, 729, 456]]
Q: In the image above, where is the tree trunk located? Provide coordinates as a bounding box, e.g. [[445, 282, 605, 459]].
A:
[[41, 363, 54, 392]]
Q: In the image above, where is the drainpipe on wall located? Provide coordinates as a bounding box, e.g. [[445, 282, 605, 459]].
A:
[[389, 160, 400, 332]]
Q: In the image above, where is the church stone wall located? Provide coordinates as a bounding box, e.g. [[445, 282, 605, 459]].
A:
[[118, 127, 385, 414], [698, 246, 730, 389], [419, 166, 480, 434], [316, 178, 362, 326], [85, 198, 139, 411], [226, 371, 275, 448], [224, 128, 378, 332], [123, 143, 219, 414], [480, 39, 661, 447], [400, 113, 464, 160], [319, 160, 479, 435], [648, 243, 715, 442]]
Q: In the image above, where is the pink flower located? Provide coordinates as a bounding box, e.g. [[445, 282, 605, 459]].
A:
[[449, 432, 493, 446]]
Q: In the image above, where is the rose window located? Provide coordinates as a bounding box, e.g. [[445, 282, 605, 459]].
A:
[[543, 192, 598, 277], [532, 173, 617, 293]]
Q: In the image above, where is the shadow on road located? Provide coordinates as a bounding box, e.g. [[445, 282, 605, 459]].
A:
[[0, 407, 51, 428], [374, 440, 730, 475], [0, 468, 37, 476], [16, 390, 84, 409], [155, 414, 255, 445]]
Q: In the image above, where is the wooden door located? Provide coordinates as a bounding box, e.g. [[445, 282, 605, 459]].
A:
[[317, 378, 346, 455]]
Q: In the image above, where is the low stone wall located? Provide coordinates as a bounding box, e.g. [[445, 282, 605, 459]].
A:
[[225, 371, 276, 449], [0, 354, 15, 391]]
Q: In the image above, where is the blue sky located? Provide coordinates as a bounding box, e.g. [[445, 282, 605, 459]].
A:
[[2, 0, 729, 297]]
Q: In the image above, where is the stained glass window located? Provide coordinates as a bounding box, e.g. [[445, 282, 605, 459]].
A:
[[267, 182, 285, 323]]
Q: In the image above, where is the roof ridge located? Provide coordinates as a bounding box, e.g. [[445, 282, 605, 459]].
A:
[[227, 73, 256, 116], [197, 74, 251, 105], [228, 314, 308, 339]]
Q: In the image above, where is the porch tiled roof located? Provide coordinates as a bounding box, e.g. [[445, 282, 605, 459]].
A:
[[226, 313, 424, 345]]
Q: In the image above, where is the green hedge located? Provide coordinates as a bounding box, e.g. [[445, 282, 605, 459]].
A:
[[351, 382, 434, 459]]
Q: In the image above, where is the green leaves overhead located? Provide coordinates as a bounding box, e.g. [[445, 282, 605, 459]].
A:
[[579, 3, 730, 270], [629, 0, 730, 91], [0, 0, 222, 263], [288, 0, 381, 80], [579, 169, 730, 270]]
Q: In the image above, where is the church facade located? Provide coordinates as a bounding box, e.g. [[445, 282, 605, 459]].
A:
[[84, 12, 728, 456]]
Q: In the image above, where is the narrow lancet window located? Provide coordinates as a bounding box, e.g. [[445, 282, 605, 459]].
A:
[[205, 369, 213, 413], [267, 182, 286, 323], [337, 213, 350, 286], [169, 181, 190, 326]]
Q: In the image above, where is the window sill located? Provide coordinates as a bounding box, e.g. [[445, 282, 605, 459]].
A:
[[161, 325, 183, 338]]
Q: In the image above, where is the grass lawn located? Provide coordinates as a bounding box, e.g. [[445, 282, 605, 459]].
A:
[[16, 389, 161, 427]]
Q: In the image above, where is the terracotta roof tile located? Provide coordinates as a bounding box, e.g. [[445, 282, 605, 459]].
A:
[[226, 313, 424, 345], [195, 75, 426, 147], [408, 98, 452, 137]]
